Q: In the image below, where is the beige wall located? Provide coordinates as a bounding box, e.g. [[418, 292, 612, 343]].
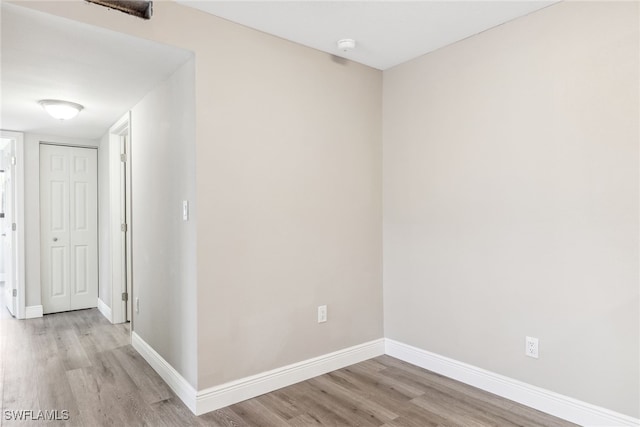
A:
[[15, 1, 384, 390], [195, 17, 383, 388], [130, 58, 197, 386], [383, 1, 639, 418]]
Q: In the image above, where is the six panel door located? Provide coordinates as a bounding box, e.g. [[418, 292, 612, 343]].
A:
[[40, 144, 98, 314]]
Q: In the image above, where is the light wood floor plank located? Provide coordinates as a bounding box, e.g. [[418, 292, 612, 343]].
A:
[[274, 386, 354, 426], [112, 346, 173, 405], [379, 357, 517, 411], [35, 355, 81, 422], [253, 390, 303, 421], [198, 407, 251, 427], [308, 375, 399, 422], [287, 413, 323, 426], [230, 397, 291, 426], [66, 366, 129, 427], [288, 380, 385, 427], [0, 299, 578, 427], [150, 397, 206, 427]]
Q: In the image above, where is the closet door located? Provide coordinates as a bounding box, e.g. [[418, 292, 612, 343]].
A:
[[41, 144, 98, 314]]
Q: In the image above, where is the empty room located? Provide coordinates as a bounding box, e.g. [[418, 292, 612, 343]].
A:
[[0, 0, 638, 426]]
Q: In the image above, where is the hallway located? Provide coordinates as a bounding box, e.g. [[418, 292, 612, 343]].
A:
[[0, 282, 199, 425]]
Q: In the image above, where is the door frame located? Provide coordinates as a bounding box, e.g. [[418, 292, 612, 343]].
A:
[[0, 130, 25, 319], [109, 113, 133, 325]]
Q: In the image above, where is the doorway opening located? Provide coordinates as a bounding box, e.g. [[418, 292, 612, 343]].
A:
[[109, 113, 133, 325], [0, 130, 25, 319]]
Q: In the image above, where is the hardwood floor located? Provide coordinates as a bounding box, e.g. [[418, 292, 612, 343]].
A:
[[1, 293, 576, 426]]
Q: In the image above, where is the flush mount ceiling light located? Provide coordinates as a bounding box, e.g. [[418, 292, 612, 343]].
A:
[[337, 39, 356, 52], [39, 100, 84, 121]]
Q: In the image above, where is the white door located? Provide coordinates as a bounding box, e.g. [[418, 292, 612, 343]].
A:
[[1, 137, 16, 315], [40, 144, 98, 314]]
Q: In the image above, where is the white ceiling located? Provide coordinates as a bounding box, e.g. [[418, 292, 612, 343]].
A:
[[1, 1, 558, 140], [0, 3, 193, 140], [178, 1, 558, 70]]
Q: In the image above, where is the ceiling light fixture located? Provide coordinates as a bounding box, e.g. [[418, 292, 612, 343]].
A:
[[337, 39, 356, 52], [39, 100, 84, 121]]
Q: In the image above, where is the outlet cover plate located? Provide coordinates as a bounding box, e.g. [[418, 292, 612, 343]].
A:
[[317, 305, 327, 323], [526, 336, 539, 358]]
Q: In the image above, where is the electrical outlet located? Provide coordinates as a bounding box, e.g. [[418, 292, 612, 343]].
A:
[[525, 336, 539, 358], [317, 305, 327, 323]]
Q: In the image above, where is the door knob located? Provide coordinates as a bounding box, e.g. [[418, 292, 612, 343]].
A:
[[53, 237, 58, 242]]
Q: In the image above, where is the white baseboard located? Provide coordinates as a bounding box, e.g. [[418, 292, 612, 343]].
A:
[[385, 339, 639, 427], [131, 333, 384, 416], [24, 305, 43, 319], [195, 338, 385, 415], [131, 332, 197, 412], [130, 333, 636, 425], [97, 298, 112, 322]]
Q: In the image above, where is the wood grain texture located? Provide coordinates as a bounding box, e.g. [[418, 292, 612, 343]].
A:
[[1, 291, 577, 426]]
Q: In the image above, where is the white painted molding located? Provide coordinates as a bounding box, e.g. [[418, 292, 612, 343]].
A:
[[97, 298, 112, 322], [195, 338, 385, 415], [131, 332, 385, 417], [131, 334, 636, 425], [131, 332, 197, 412], [108, 112, 131, 325], [385, 339, 640, 427], [24, 305, 43, 319]]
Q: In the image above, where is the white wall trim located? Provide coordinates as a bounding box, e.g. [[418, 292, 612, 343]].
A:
[[195, 338, 385, 415], [1, 130, 26, 320], [108, 112, 131, 325], [131, 332, 197, 412], [97, 298, 112, 322], [385, 339, 639, 427], [131, 332, 384, 416], [130, 333, 637, 424], [24, 305, 43, 319]]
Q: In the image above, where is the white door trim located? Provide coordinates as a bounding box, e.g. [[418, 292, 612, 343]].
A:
[[0, 130, 25, 319], [109, 113, 131, 324]]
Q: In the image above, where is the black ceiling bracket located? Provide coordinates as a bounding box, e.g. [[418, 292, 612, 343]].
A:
[[85, 1, 153, 20]]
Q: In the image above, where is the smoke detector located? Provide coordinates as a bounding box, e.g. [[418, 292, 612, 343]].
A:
[[337, 39, 356, 52]]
